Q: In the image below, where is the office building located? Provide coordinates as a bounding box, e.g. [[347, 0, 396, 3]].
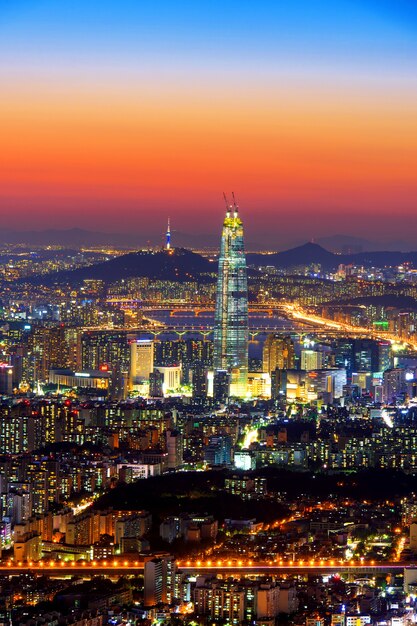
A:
[[247, 372, 271, 398], [263, 335, 295, 374], [154, 365, 182, 395], [213, 196, 248, 397], [383, 368, 407, 403], [130, 339, 154, 384], [149, 370, 164, 397], [213, 369, 230, 403], [191, 364, 208, 401], [29, 325, 69, 383], [301, 350, 323, 371], [81, 331, 130, 373]]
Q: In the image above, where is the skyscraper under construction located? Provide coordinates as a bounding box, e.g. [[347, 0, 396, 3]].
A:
[[213, 195, 248, 397]]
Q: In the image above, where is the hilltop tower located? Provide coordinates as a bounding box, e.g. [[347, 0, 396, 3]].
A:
[[166, 218, 171, 251]]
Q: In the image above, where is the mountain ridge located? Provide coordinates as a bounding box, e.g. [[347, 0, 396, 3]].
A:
[[20, 248, 215, 286], [247, 242, 417, 271], [14, 241, 417, 286]]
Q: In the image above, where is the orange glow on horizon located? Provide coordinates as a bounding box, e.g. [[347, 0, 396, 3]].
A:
[[0, 79, 416, 232]]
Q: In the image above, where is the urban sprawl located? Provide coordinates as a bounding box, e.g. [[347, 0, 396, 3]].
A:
[[0, 205, 417, 625]]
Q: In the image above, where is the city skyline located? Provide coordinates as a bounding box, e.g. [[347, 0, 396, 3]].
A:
[[2, 3, 417, 623], [0, 1, 416, 246]]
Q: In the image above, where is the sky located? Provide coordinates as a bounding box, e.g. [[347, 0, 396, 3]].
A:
[[0, 0, 416, 248]]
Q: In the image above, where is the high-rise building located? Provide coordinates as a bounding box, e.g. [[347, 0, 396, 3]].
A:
[[149, 370, 164, 397], [81, 330, 130, 373], [154, 365, 182, 395], [383, 368, 407, 403], [191, 364, 208, 402], [213, 196, 248, 397], [154, 339, 213, 383], [29, 325, 69, 383], [130, 339, 154, 384], [213, 369, 230, 403], [144, 556, 176, 606], [263, 334, 295, 374], [166, 429, 183, 469], [301, 350, 323, 371]]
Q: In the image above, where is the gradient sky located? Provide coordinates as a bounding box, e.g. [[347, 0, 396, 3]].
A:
[[0, 1, 416, 247]]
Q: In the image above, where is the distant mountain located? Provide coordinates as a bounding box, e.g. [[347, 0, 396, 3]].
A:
[[0, 227, 411, 254], [0, 227, 263, 251], [23, 248, 215, 286], [315, 235, 374, 254], [349, 250, 417, 268], [314, 234, 413, 253], [247, 242, 417, 271], [247, 242, 338, 270], [14, 241, 417, 287], [0, 228, 141, 248]]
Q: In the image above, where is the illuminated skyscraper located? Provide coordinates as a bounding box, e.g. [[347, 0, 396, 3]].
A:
[[213, 195, 248, 397], [262, 334, 295, 374], [130, 339, 154, 385]]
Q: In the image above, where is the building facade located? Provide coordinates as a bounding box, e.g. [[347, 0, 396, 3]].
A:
[[213, 198, 248, 397]]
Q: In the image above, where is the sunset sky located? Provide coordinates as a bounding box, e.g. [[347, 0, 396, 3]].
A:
[[1, 1, 416, 247]]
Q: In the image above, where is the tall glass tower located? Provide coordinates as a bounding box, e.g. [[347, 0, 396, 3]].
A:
[[213, 196, 248, 397]]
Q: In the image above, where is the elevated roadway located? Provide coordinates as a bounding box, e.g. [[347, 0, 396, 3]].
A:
[[0, 560, 412, 578]]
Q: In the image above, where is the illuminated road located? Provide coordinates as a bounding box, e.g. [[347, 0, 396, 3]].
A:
[[87, 300, 417, 347], [81, 324, 368, 338], [102, 298, 417, 348], [282, 303, 417, 351], [106, 301, 288, 314], [0, 560, 413, 578]]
